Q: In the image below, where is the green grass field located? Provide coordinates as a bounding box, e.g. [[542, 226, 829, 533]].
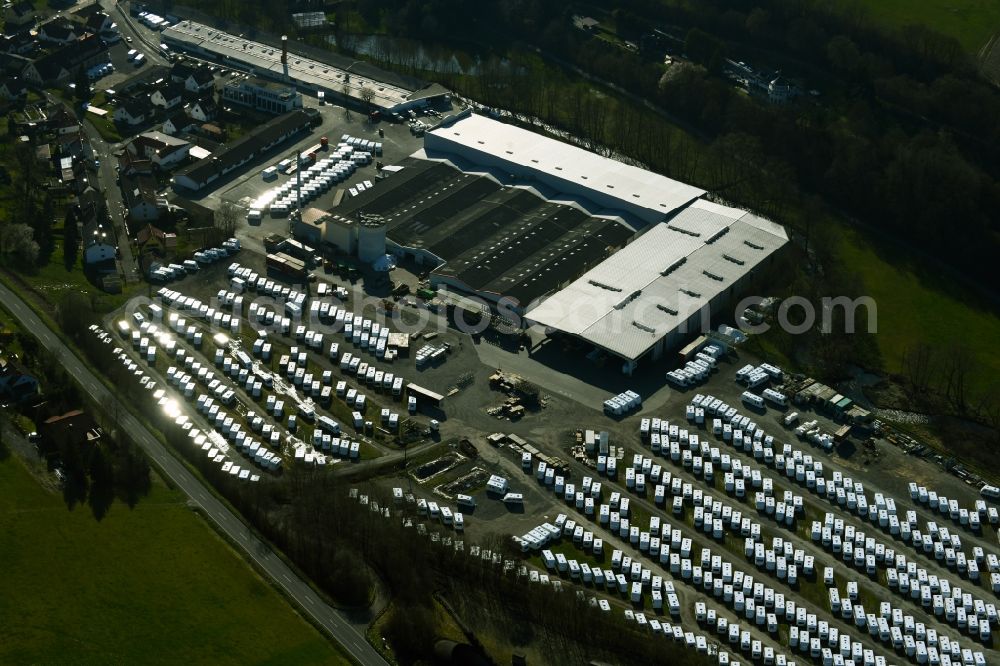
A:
[[836, 226, 1000, 396], [858, 0, 1000, 52], [0, 455, 351, 666]]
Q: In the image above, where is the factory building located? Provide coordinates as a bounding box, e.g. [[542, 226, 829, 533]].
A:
[[423, 111, 705, 227], [162, 21, 449, 113], [526, 199, 788, 373]]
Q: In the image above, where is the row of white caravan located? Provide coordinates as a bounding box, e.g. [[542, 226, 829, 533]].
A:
[[828, 584, 986, 660], [667, 343, 726, 388], [529, 466, 863, 666], [810, 511, 998, 634], [604, 390, 641, 416], [266, 148, 371, 215], [685, 394, 1000, 636], [694, 393, 1000, 579], [736, 362, 783, 389], [909, 482, 1000, 532], [340, 134, 383, 156], [415, 343, 448, 368], [98, 326, 265, 480], [416, 498, 464, 531]]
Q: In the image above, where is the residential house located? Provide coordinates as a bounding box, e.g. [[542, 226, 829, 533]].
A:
[[129, 131, 190, 169], [150, 82, 184, 110], [0, 32, 36, 55], [113, 96, 152, 126], [39, 410, 103, 454], [767, 75, 798, 104], [0, 76, 26, 100], [22, 36, 107, 85], [162, 111, 194, 136], [222, 76, 302, 114], [56, 130, 85, 158], [4, 1, 38, 33], [121, 173, 162, 220], [37, 18, 80, 45], [118, 150, 154, 176], [169, 61, 196, 84], [188, 96, 217, 122], [136, 222, 177, 251], [184, 67, 215, 94], [84, 11, 115, 37], [0, 358, 38, 403], [81, 210, 117, 268]]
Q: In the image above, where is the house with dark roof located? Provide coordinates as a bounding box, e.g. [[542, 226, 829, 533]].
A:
[[121, 173, 161, 220], [172, 108, 317, 191], [40, 410, 103, 453], [184, 67, 215, 94], [0, 357, 38, 403], [169, 61, 196, 84], [4, 1, 38, 33], [37, 18, 80, 45], [56, 129, 84, 158], [81, 212, 117, 269], [0, 76, 26, 100], [118, 150, 154, 176], [113, 95, 152, 126], [150, 82, 184, 110], [162, 111, 194, 136], [0, 32, 36, 55], [84, 11, 115, 36], [22, 36, 107, 85], [135, 222, 177, 249], [188, 96, 217, 122]]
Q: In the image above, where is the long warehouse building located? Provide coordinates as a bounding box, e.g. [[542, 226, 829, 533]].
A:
[[162, 21, 449, 112], [526, 199, 787, 373], [424, 111, 705, 227]]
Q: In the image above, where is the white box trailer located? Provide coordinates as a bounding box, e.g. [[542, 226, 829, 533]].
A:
[[742, 391, 765, 409]]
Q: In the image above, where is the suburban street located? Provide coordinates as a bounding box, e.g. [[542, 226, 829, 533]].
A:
[[0, 281, 388, 666]]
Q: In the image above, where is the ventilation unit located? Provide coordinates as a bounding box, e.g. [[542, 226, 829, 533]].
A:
[[679, 288, 701, 298], [656, 304, 678, 316], [723, 254, 745, 266], [632, 321, 656, 334], [744, 240, 764, 250], [588, 279, 622, 292], [660, 257, 686, 277], [703, 270, 724, 282], [706, 227, 730, 244]]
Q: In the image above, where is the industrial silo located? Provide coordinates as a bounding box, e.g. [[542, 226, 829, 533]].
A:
[[357, 218, 387, 264]]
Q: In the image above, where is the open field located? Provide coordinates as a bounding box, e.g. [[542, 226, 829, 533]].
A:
[[858, 0, 1000, 52], [0, 455, 350, 666], [835, 226, 1000, 397]]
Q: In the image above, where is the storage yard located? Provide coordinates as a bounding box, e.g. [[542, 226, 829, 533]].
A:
[[83, 84, 999, 663]]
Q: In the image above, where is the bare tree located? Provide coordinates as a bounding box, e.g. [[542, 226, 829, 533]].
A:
[[360, 86, 375, 116], [213, 201, 241, 242]]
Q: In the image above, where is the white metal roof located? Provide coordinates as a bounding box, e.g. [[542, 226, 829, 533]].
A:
[[527, 200, 788, 360], [426, 114, 704, 223], [163, 21, 414, 110]]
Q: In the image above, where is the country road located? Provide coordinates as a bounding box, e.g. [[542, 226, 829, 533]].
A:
[[0, 281, 387, 666]]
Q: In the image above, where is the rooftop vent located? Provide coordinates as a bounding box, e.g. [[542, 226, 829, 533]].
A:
[[703, 270, 724, 282], [668, 225, 699, 238], [705, 227, 729, 244], [614, 290, 643, 310], [744, 240, 764, 250], [656, 304, 678, 316], [660, 257, 686, 276], [588, 279, 622, 292], [632, 321, 656, 334], [723, 254, 745, 266], [679, 288, 701, 298]]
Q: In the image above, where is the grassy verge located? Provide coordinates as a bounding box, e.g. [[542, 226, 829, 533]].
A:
[[0, 454, 351, 665], [857, 0, 1000, 52], [835, 225, 1000, 397]]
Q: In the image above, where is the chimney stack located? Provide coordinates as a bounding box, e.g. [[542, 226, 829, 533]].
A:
[[281, 35, 288, 66]]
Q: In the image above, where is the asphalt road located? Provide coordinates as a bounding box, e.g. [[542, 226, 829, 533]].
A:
[[0, 281, 387, 666]]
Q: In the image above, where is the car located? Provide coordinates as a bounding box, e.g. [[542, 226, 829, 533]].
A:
[[93, 159, 100, 168], [27, 431, 40, 443], [126, 36, 133, 43]]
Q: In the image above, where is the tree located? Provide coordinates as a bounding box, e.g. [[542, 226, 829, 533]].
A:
[[63, 205, 80, 269], [0, 224, 39, 267], [212, 200, 241, 243], [360, 86, 374, 115]]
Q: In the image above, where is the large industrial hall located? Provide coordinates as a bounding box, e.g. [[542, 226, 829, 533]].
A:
[[526, 199, 788, 372]]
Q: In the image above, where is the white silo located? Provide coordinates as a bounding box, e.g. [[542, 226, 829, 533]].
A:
[[357, 218, 387, 264]]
